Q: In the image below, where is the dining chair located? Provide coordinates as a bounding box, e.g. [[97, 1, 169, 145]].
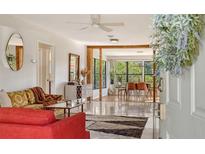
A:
[[136, 82, 148, 101], [126, 82, 136, 96]]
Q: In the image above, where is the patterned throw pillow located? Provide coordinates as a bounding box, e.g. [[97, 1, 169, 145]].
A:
[[31, 87, 46, 103], [7, 91, 29, 107], [25, 89, 36, 104]]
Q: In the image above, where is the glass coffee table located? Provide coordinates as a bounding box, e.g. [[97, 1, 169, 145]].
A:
[[44, 99, 85, 117]]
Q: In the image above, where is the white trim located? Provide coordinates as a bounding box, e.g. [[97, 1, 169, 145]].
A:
[[190, 64, 195, 114], [176, 77, 182, 105], [166, 72, 182, 109], [165, 72, 169, 104], [190, 64, 205, 119]]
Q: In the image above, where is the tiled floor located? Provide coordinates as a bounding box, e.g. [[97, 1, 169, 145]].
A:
[[82, 96, 159, 139]]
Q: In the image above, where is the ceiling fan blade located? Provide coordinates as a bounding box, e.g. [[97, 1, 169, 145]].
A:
[[79, 26, 89, 30], [66, 21, 90, 25], [99, 25, 112, 32], [101, 22, 124, 26]]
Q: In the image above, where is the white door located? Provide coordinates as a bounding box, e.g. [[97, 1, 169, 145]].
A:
[[37, 43, 55, 94], [159, 37, 205, 138]]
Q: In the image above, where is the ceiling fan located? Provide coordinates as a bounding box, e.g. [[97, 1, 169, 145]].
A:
[[66, 15, 124, 32]]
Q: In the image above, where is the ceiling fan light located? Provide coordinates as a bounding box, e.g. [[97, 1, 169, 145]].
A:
[[110, 38, 119, 43]]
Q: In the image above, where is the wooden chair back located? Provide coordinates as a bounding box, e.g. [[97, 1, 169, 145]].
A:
[[136, 82, 148, 92], [127, 82, 136, 90]]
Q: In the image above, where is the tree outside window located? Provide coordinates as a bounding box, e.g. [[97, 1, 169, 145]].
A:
[[110, 60, 154, 87]]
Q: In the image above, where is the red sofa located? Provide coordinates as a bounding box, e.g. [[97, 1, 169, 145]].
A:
[[0, 108, 90, 139]]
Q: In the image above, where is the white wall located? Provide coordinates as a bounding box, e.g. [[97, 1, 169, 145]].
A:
[[159, 26, 205, 138], [0, 15, 86, 95]]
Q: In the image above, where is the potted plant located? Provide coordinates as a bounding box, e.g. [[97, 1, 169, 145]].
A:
[[151, 14, 204, 75]]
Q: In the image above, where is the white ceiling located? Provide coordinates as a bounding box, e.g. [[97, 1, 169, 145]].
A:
[[13, 14, 153, 45]]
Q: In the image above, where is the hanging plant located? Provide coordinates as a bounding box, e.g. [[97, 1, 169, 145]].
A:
[[151, 14, 204, 75]]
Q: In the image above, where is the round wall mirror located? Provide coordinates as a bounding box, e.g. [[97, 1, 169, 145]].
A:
[[5, 33, 24, 71]]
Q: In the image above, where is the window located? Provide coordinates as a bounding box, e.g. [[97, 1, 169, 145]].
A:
[[110, 60, 154, 87], [93, 58, 106, 89], [115, 61, 127, 86], [128, 61, 143, 82], [112, 61, 143, 86]]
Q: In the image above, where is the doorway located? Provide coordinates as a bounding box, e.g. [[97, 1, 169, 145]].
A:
[[37, 42, 55, 94], [86, 45, 159, 138], [87, 45, 157, 101]]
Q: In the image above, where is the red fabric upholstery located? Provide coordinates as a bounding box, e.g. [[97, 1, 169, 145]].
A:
[[0, 108, 90, 139], [127, 82, 135, 90], [49, 112, 90, 139], [135, 83, 138, 90], [136, 82, 148, 92], [0, 108, 56, 125]]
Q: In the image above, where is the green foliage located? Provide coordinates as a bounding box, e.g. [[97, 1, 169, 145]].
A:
[[144, 61, 153, 74], [110, 61, 153, 86], [151, 14, 204, 75], [115, 61, 126, 74], [128, 62, 142, 74]]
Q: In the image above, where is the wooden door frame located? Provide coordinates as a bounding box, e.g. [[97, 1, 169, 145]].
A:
[[86, 44, 156, 102], [87, 44, 150, 49]]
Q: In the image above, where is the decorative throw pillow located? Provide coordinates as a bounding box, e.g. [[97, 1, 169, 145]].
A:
[[25, 89, 35, 104], [0, 89, 12, 107], [7, 91, 29, 107], [31, 87, 46, 103]]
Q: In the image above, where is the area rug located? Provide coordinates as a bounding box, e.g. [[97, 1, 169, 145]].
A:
[[86, 115, 148, 139]]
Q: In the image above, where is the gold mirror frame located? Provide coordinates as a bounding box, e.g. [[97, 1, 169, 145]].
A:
[[5, 33, 24, 71], [68, 53, 80, 82]]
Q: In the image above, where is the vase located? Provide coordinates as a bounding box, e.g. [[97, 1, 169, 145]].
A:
[[81, 77, 86, 85]]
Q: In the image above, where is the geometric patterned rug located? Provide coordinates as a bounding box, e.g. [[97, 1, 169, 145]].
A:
[[86, 114, 148, 138]]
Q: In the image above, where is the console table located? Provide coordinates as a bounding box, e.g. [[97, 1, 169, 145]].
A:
[[64, 84, 93, 101]]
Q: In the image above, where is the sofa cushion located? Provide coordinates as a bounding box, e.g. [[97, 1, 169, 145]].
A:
[[0, 90, 12, 107], [7, 91, 29, 107], [0, 108, 56, 125], [31, 87, 46, 103], [23, 104, 44, 109], [25, 89, 35, 104]]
